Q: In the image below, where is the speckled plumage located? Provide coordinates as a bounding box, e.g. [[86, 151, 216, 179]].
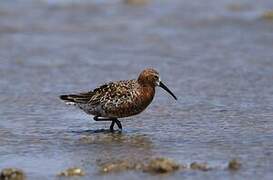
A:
[[61, 80, 154, 118], [60, 68, 177, 131]]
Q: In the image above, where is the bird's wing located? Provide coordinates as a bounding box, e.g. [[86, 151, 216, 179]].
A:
[[60, 80, 136, 105], [88, 80, 136, 106]]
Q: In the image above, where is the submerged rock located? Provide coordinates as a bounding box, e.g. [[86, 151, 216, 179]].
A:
[[144, 158, 180, 174], [0, 168, 25, 180], [228, 159, 241, 171], [57, 167, 85, 177], [190, 162, 212, 171], [99, 159, 143, 173], [98, 157, 180, 174]]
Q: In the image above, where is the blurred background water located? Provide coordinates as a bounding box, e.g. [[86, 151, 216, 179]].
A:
[[1, 0, 273, 179]]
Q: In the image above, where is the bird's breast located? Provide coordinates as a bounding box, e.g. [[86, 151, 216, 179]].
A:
[[139, 86, 155, 108], [117, 86, 155, 118]]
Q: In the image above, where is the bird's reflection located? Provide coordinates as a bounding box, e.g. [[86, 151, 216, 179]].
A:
[[66, 127, 155, 174], [76, 131, 153, 149]]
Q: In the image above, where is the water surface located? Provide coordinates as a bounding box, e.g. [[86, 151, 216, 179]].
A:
[[1, 0, 273, 179]]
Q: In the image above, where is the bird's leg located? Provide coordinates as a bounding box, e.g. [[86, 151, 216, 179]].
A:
[[93, 116, 119, 131], [110, 120, 115, 131], [115, 119, 122, 130]]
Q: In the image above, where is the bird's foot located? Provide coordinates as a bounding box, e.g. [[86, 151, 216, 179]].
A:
[[93, 116, 122, 132], [109, 120, 122, 132], [110, 120, 115, 132]]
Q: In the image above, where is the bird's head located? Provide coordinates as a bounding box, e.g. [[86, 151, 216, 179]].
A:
[[137, 68, 177, 100]]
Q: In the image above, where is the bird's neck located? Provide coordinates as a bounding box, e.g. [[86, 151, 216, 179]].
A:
[[140, 85, 155, 105]]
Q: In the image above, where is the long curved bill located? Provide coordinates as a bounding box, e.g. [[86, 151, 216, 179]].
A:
[[159, 81, 177, 100]]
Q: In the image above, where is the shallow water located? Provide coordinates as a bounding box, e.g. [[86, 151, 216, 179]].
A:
[[1, 0, 273, 179]]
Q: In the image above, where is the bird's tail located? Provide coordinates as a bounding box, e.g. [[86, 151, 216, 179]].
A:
[[59, 93, 92, 105], [59, 94, 77, 105], [60, 94, 75, 101]]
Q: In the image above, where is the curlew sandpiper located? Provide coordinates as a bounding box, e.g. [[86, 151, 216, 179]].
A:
[[60, 68, 177, 131]]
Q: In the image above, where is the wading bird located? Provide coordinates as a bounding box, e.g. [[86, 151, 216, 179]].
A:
[[60, 68, 177, 131]]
